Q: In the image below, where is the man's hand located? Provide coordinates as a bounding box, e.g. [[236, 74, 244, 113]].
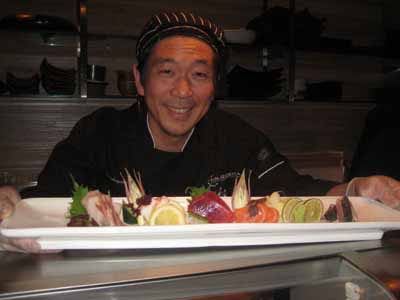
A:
[[0, 236, 42, 253], [0, 186, 20, 221], [347, 176, 400, 209], [0, 186, 49, 253], [328, 175, 400, 210]]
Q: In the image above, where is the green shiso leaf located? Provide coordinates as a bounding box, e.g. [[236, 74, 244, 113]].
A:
[[69, 175, 89, 217], [185, 186, 209, 199]]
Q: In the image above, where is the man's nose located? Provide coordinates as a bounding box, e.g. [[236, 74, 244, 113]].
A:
[[172, 76, 193, 98]]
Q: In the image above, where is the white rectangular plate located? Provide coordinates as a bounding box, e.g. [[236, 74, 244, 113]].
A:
[[1, 196, 400, 250]]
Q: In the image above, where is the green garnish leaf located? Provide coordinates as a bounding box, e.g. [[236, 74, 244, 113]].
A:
[[185, 186, 209, 198], [122, 206, 138, 224], [69, 175, 89, 217]]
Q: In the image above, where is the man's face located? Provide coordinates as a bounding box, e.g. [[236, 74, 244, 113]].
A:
[[134, 36, 216, 150]]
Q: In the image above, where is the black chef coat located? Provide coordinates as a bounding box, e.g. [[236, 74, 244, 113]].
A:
[[21, 102, 336, 198]]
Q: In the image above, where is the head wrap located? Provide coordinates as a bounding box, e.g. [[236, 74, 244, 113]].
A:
[[136, 12, 227, 67]]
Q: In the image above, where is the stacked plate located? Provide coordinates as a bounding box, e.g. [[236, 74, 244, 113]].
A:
[[41, 58, 76, 95], [6, 72, 40, 95]]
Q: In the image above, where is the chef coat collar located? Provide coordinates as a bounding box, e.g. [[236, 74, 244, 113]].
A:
[[146, 113, 195, 152]]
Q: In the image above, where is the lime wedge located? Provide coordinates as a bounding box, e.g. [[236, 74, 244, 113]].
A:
[[303, 198, 324, 222], [282, 197, 302, 223], [289, 201, 306, 223]]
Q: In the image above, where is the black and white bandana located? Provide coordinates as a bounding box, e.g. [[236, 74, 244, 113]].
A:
[[136, 11, 227, 66]]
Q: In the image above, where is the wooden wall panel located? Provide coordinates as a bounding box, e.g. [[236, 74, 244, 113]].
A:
[[88, 0, 262, 35], [221, 102, 371, 163]]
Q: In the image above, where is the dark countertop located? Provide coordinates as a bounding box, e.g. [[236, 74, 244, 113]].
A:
[[1, 235, 400, 299]]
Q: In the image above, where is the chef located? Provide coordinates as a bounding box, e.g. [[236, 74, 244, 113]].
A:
[[1, 11, 400, 252]]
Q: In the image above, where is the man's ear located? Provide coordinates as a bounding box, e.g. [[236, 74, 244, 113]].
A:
[[133, 64, 144, 96]]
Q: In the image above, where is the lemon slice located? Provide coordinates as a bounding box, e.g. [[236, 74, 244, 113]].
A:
[[303, 198, 323, 222], [282, 197, 302, 223], [149, 203, 187, 225], [168, 199, 187, 214]]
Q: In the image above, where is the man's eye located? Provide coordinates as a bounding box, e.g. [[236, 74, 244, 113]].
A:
[[193, 72, 209, 79], [159, 69, 173, 75]]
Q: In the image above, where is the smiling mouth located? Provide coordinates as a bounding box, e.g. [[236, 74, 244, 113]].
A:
[[166, 106, 192, 114], [170, 107, 190, 113]]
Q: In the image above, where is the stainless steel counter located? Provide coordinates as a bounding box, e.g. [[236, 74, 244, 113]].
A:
[[343, 233, 400, 299], [1, 235, 400, 299]]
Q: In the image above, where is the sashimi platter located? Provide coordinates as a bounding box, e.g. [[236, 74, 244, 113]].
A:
[[1, 170, 400, 250]]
